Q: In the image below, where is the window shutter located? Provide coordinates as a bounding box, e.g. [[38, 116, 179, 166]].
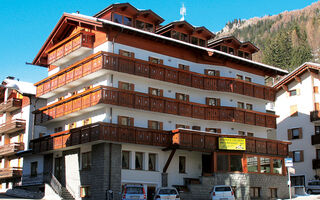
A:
[[148, 120, 152, 129], [159, 122, 163, 130], [175, 93, 180, 100], [204, 69, 209, 75], [217, 99, 221, 106], [148, 87, 153, 95], [300, 150, 304, 162], [159, 89, 164, 97], [206, 97, 209, 105], [299, 128, 303, 139], [118, 116, 122, 125], [215, 71, 220, 77], [131, 52, 135, 58], [119, 49, 124, 55], [159, 59, 163, 65], [288, 129, 293, 140], [217, 129, 222, 133], [130, 83, 135, 91], [186, 95, 190, 102], [118, 81, 123, 89], [288, 152, 293, 158], [129, 117, 134, 127]]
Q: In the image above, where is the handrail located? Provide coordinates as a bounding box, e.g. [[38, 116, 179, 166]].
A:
[[44, 173, 62, 196], [65, 181, 77, 199]]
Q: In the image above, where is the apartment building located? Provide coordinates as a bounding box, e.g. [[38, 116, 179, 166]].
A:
[[274, 62, 320, 189], [0, 77, 36, 191], [25, 3, 290, 200]]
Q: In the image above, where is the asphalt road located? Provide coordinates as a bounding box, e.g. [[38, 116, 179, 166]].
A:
[[0, 194, 40, 200]]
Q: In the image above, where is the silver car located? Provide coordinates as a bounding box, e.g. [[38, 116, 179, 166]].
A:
[[210, 185, 235, 200], [154, 187, 180, 200], [122, 184, 146, 200], [306, 180, 320, 194]]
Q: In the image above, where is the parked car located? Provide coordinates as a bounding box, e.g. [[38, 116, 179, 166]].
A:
[[306, 180, 320, 194], [154, 187, 180, 200], [210, 185, 235, 200], [122, 184, 147, 200]]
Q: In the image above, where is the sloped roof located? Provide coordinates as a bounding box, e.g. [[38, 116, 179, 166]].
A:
[[1, 79, 36, 95]]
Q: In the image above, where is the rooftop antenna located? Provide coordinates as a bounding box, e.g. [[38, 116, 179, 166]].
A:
[[180, 3, 186, 21]]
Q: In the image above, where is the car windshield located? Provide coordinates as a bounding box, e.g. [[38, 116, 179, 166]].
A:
[[215, 187, 231, 192], [126, 187, 144, 194], [159, 189, 177, 194]]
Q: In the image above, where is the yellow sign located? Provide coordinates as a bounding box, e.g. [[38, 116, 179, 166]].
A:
[[219, 138, 246, 150]]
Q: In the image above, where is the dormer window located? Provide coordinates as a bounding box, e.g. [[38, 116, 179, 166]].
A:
[[112, 13, 132, 26], [136, 20, 154, 32], [172, 31, 188, 42], [222, 46, 228, 53], [191, 37, 205, 47], [229, 48, 234, 55]]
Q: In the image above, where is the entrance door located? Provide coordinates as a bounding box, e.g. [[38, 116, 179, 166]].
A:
[[147, 186, 156, 200], [202, 154, 212, 175], [54, 157, 63, 183]]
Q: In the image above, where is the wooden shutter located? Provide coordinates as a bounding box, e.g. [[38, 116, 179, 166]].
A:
[[159, 122, 163, 130], [148, 87, 153, 95], [215, 70, 220, 77], [130, 83, 135, 91], [186, 95, 190, 102], [287, 129, 292, 140], [299, 128, 303, 139], [131, 52, 135, 58], [175, 93, 181, 100], [159, 59, 163, 65], [300, 150, 304, 162], [148, 120, 153, 129], [159, 89, 164, 97], [206, 97, 209, 105], [118, 116, 122, 125], [118, 81, 123, 89], [129, 117, 134, 127], [314, 86, 319, 94], [217, 99, 221, 106]]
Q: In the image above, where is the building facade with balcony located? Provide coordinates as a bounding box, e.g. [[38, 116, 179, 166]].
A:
[[27, 3, 290, 200], [0, 77, 36, 191], [274, 62, 320, 189]]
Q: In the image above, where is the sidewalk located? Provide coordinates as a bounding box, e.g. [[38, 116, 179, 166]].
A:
[[292, 194, 320, 199]]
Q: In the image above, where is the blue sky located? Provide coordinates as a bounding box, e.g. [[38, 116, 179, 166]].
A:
[[0, 0, 317, 84]]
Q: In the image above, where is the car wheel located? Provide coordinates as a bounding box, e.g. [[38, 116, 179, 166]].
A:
[[307, 189, 312, 194]]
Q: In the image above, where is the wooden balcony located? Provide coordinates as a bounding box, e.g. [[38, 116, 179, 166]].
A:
[[0, 168, 22, 179], [0, 119, 26, 134], [313, 159, 320, 169], [30, 122, 172, 153], [35, 51, 276, 101], [0, 143, 24, 157], [311, 111, 320, 122], [0, 98, 22, 114], [312, 134, 320, 145], [34, 86, 277, 128], [46, 30, 94, 66], [172, 129, 290, 157]]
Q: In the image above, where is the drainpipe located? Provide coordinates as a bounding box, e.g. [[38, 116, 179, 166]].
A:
[[112, 27, 124, 54]]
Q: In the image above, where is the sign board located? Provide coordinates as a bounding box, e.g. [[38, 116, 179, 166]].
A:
[[285, 158, 293, 167], [218, 138, 246, 150]]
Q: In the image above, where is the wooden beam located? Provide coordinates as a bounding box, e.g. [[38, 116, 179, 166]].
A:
[[295, 76, 301, 83], [163, 148, 176, 173], [281, 85, 288, 92]]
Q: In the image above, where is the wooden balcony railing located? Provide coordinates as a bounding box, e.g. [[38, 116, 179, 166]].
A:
[[0, 98, 22, 114], [0, 167, 22, 179], [0, 143, 24, 157], [35, 51, 276, 101], [311, 111, 320, 122], [30, 122, 172, 153], [0, 119, 26, 134], [46, 30, 94, 65], [172, 129, 290, 157], [34, 86, 277, 128], [313, 159, 320, 169]]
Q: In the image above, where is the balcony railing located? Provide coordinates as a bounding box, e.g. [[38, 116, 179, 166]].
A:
[[0, 167, 22, 179], [0, 119, 26, 134], [0, 143, 24, 157], [313, 159, 320, 169], [35, 51, 276, 101], [46, 30, 94, 66], [311, 111, 320, 122], [30, 122, 172, 153], [34, 86, 277, 128], [172, 129, 290, 157], [0, 98, 22, 114]]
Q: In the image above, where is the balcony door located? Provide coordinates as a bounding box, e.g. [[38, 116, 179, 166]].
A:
[[54, 157, 63, 183]]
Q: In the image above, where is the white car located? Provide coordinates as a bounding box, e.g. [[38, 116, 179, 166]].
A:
[[154, 187, 180, 200], [210, 185, 235, 200]]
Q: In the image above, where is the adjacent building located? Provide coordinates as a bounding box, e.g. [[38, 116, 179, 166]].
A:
[[24, 3, 290, 200], [274, 62, 320, 189], [0, 77, 36, 191]]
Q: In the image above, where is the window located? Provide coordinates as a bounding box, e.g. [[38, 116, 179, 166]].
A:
[[205, 69, 220, 76], [176, 124, 190, 129], [289, 89, 297, 96], [135, 20, 154, 32], [82, 152, 91, 170], [316, 126, 320, 135], [238, 50, 244, 57], [113, 13, 132, 26], [191, 37, 198, 45], [205, 128, 221, 133], [119, 81, 134, 91], [250, 187, 260, 198], [236, 74, 243, 80], [176, 93, 189, 102], [217, 154, 229, 171], [273, 159, 282, 174], [260, 157, 271, 173], [245, 52, 250, 59], [247, 156, 258, 172], [118, 116, 134, 126], [246, 104, 253, 110], [68, 122, 76, 130], [237, 102, 244, 109], [178, 64, 190, 71], [80, 186, 90, 198], [247, 132, 254, 137], [293, 150, 304, 162], [135, 152, 143, 170], [290, 105, 298, 116], [238, 131, 245, 136], [245, 77, 252, 82], [288, 128, 302, 140], [206, 98, 220, 106], [148, 120, 163, 130], [149, 87, 163, 96], [192, 126, 201, 131], [179, 156, 186, 173], [58, 96, 64, 101], [199, 39, 205, 47], [54, 127, 62, 133], [149, 57, 163, 65], [291, 175, 305, 186], [222, 46, 228, 53], [119, 49, 134, 58], [113, 13, 122, 24], [31, 162, 38, 177], [172, 31, 188, 42], [269, 188, 277, 198], [230, 155, 242, 172], [123, 16, 132, 26], [229, 47, 234, 55], [83, 118, 92, 126], [84, 85, 93, 90], [180, 33, 188, 42], [148, 153, 156, 171], [122, 151, 130, 169]]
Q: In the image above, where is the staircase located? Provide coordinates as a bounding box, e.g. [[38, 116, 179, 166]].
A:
[[176, 177, 211, 200], [61, 187, 75, 200], [44, 173, 75, 200]]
